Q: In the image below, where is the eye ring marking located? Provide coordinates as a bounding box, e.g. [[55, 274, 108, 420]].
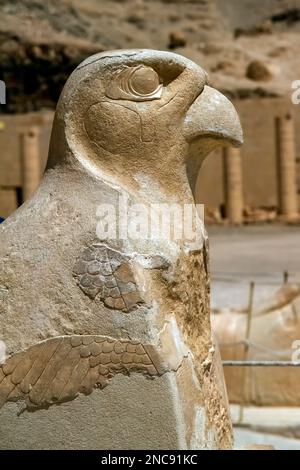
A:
[[106, 65, 163, 102]]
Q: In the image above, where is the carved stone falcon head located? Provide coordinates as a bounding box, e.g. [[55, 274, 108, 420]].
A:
[[0, 50, 242, 450], [48, 49, 243, 199]]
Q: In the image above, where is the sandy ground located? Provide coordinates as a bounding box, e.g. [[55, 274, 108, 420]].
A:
[[234, 427, 300, 450], [208, 224, 300, 310]]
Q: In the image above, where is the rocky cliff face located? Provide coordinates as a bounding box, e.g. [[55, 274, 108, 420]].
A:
[[0, 0, 299, 113]]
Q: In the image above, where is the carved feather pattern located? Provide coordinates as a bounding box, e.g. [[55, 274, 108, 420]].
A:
[[73, 245, 145, 312], [0, 335, 166, 410]]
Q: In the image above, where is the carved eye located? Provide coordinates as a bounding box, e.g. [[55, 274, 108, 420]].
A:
[[106, 65, 163, 101]]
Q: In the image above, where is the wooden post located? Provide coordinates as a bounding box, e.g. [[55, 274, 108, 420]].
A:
[[276, 114, 298, 220], [238, 281, 255, 424], [223, 147, 244, 224], [20, 127, 41, 201]]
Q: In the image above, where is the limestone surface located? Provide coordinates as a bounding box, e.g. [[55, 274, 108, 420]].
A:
[[0, 49, 242, 449]]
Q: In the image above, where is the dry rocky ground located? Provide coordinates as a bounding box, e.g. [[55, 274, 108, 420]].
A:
[[0, 0, 300, 112]]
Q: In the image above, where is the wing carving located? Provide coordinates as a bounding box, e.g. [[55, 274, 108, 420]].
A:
[[73, 245, 145, 312], [0, 335, 166, 410]]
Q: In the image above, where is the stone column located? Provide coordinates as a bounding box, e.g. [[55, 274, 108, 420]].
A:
[[223, 147, 244, 224], [276, 114, 299, 220], [20, 127, 41, 201]]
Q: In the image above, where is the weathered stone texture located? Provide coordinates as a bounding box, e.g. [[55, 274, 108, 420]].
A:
[[0, 49, 243, 449]]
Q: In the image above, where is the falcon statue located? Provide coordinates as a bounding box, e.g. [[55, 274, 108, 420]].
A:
[[0, 50, 242, 449]]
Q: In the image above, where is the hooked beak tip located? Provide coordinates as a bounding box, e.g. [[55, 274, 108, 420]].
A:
[[184, 85, 243, 148]]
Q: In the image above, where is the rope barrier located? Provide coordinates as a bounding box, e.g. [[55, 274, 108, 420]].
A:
[[219, 339, 293, 358], [212, 277, 294, 286], [223, 360, 300, 367], [211, 271, 300, 286]]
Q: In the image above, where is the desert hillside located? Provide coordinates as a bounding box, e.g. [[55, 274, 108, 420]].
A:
[[0, 0, 299, 112]]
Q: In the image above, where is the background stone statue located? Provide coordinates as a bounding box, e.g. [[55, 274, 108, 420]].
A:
[[0, 49, 242, 450]]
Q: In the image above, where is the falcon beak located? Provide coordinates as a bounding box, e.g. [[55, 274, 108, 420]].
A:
[[183, 85, 243, 147]]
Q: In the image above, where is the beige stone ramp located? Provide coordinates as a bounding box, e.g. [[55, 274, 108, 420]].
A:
[[234, 427, 300, 450], [231, 404, 300, 443], [213, 283, 300, 406]]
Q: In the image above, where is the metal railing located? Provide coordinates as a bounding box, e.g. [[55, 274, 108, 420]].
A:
[[223, 360, 300, 366], [214, 273, 300, 424]]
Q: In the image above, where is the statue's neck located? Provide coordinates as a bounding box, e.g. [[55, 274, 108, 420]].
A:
[[47, 122, 201, 206], [47, 117, 209, 206], [52, 157, 196, 208]]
